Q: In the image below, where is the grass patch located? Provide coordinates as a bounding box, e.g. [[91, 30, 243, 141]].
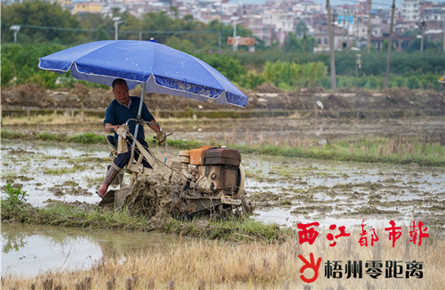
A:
[[1, 202, 153, 231], [0, 201, 291, 243], [166, 138, 204, 150], [2, 129, 106, 145], [2, 184, 28, 208], [43, 165, 88, 175], [1, 114, 102, 126], [229, 137, 445, 167], [36, 132, 64, 141], [67, 132, 105, 144], [164, 217, 291, 242]]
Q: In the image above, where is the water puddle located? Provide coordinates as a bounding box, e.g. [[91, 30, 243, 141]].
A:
[[1, 223, 186, 277]]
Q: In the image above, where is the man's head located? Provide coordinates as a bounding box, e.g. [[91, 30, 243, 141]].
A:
[[112, 79, 130, 105]]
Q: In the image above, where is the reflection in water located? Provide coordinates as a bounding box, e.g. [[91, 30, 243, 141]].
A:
[[2, 230, 27, 254], [1, 223, 185, 277]]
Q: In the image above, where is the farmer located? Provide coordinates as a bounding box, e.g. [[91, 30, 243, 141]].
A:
[[97, 78, 165, 198]]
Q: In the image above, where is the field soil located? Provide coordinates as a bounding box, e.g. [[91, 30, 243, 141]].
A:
[[2, 84, 444, 115]]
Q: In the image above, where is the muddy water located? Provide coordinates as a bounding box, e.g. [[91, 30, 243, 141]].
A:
[[1, 140, 107, 206], [244, 154, 445, 230], [1, 223, 187, 276], [2, 139, 444, 231], [2, 138, 445, 276]]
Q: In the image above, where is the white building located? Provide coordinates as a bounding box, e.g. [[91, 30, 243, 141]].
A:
[[401, 0, 421, 21]]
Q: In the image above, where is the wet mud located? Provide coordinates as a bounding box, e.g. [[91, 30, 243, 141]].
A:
[[243, 155, 445, 232], [2, 138, 444, 234], [99, 178, 179, 228]]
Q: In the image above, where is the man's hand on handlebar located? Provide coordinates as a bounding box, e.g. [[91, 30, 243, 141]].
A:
[[109, 125, 120, 133], [155, 130, 167, 145]]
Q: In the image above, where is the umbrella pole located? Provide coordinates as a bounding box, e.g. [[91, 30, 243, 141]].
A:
[[131, 82, 146, 159]]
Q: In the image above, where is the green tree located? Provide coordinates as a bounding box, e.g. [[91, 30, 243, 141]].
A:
[[263, 60, 327, 89], [1, 0, 82, 44], [283, 32, 317, 53], [405, 38, 440, 52], [199, 54, 246, 81], [77, 12, 112, 40], [283, 32, 302, 53], [295, 21, 308, 38], [1, 43, 67, 86], [166, 36, 196, 54]]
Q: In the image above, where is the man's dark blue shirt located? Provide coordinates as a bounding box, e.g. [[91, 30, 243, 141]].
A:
[[104, 96, 154, 144]]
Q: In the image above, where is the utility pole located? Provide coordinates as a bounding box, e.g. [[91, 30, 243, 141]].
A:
[[303, 30, 307, 52], [367, 0, 372, 53], [418, 21, 427, 52], [113, 17, 123, 40], [345, 14, 350, 48], [443, 0, 445, 52], [10, 25, 20, 43], [327, 0, 337, 92], [384, 0, 395, 89], [231, 17, 239, 52]]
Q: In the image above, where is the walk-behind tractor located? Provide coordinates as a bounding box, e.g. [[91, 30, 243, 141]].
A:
[[99, 120, 252, 217], [38, 40, 252, 218]]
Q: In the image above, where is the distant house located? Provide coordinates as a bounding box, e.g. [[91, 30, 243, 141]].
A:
[[73, 2, 102, 14], [401, 0, 421, 22]]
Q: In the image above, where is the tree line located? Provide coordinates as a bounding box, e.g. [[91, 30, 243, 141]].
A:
[[1, 1, 444, 91]]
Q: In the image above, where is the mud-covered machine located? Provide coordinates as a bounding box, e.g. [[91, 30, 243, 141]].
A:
[[100, 119, 251, 216]]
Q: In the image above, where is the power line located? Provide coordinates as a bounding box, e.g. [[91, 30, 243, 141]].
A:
[[1, 22, 232, 35], [1, 22, 96, 32]]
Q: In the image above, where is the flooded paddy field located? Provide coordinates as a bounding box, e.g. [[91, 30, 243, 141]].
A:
[[245, 155, 445, 231], [1, 116, 444, 279], [2, 137, 444, 233]]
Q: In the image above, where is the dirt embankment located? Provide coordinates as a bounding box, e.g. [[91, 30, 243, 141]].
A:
[[1, 83, 444, 114]]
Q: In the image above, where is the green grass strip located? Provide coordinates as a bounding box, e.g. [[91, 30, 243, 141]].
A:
[[1, 202, 290, 243], [2, 130, 105, 144]]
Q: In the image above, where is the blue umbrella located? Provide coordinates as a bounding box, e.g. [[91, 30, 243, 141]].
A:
[[39, 40, 247, 141], [38, 40, 248, 107]]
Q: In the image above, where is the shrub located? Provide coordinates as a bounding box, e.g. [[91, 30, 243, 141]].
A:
[[2, 184, 28, 208], [68, 133, 105, 144]]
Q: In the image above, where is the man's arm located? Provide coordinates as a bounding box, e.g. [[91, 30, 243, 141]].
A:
[[147, 119, 161, 133], [104, 103, 118, 133], [141, 102, 160, 133]]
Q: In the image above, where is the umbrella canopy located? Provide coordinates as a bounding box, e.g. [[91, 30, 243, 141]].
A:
[[38, 40, 247, 107]]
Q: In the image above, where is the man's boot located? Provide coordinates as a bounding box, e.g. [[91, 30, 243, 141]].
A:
[[97, 164, 121, 198]]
